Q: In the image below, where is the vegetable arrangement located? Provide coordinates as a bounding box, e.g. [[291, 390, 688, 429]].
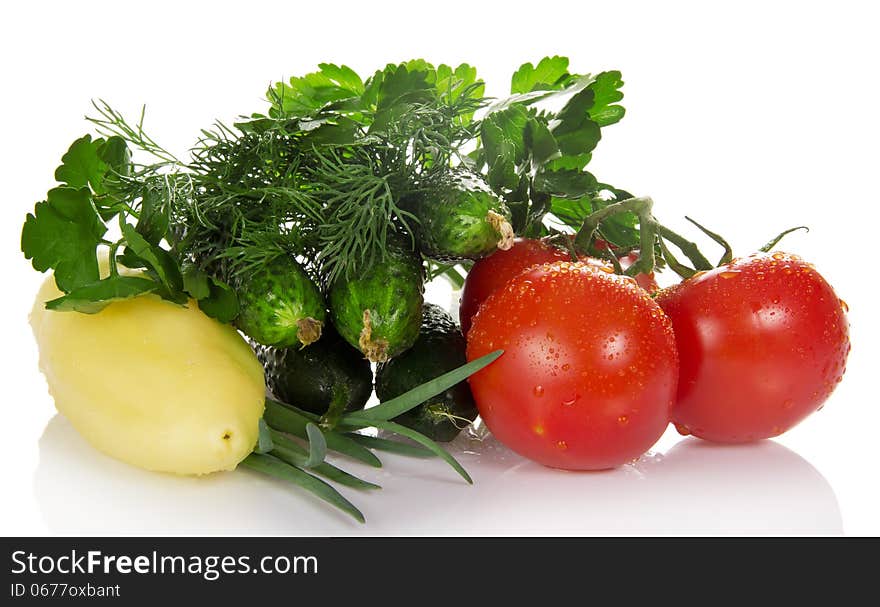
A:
[[21, 56, 850, 521]]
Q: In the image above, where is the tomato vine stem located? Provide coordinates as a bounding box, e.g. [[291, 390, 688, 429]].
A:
[[573, 196, 737, 279], [574, 196, 656, 277]]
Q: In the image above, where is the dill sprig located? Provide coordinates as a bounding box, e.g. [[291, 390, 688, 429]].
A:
[[88, 99, 182, 166], [308, 146, 417, 282], [85, 61, 487, 285]]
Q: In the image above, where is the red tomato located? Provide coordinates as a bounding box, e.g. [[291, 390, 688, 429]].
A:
[[656, 252, 850, 443], [459, 238, 572, 335], [466, 261, 678, 470], [459, 238, 613, 335], [618, 251, 659, 293]]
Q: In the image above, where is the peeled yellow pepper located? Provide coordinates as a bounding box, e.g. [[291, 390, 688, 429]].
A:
[[31, 275, 265, 475]]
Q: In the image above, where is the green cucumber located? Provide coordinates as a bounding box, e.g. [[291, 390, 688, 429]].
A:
[[375, 303, 478, 442], [328, 246, 424, 363], [235, 255, 326, 348], [406, 172, 514, 262], [255, 325, 372, 428]]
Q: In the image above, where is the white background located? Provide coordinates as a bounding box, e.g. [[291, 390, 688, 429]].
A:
[[1, 0, 878, 535]]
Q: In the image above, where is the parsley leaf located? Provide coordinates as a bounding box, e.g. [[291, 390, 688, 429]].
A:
[[269, 63, 365, 118], [54, 134, 131, 201], [525, 117, 560, 167], [553, 87, 602, 156], [477, 59, 626, 234], [196, 277, 239, 323], [511, 56, 573, 93], [120, 223, 183, 295], [21, 187, 105, 292], [54, 135, 107, 193], [436, 63, 485, 124], [480, 105, 529, 191], [134, 185, 169, 245], [44, 275, 158, 313], [181, 266, 239, 323], [182, 266, 212, 300], [588, 71, 626, 127], [534, 170, 598, 198], [374, 63, 434, 110], [53, 134, 132, 222]]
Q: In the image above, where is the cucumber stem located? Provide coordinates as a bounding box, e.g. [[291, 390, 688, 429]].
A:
[[487, 210, 514, 251], [296, 317, 322, 347], [358, 309, 389, 363]]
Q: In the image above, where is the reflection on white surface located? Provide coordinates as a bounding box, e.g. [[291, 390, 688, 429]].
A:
[[36, 415, 841, 535]]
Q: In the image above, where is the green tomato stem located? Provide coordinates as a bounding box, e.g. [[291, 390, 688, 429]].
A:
[[573, 195, 657, 277], [654, 223, 713, 271], [759, 226, 809, 253]]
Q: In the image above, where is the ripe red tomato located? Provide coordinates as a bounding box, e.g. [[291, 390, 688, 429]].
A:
[[466, 261, 678, 470], [459, 238, 572, 335], [617, 251, 659, 293], [460, 238, 658, 335], [656, 252, 850, 443]]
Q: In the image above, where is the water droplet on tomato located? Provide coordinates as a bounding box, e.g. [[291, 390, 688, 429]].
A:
[[772, 252, 785, 260], [556, 440, 568, 450], [561, 394, 578, 406], [618, 415, 629, 425], [533, 385, 545, 397], [782, 399, 794, 409], [674, 423, 691, 436], [720, 271, 740, 279], [840, 299, 849, 312]]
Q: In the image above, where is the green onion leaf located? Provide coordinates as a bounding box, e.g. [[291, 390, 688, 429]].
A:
[[304, 422, 327, 468], [342, 418, 472, 484], [255, 418, 274, 454], [343, 349, 503, 425], [264, 399, 382, 468], [347, 434, 436, 459], [241, 453, 364, 523], [269, 430, 380, 491]]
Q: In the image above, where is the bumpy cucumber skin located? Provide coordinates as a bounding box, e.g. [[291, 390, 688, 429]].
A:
[[409, 174, 513, 262], [235, 256, 326, 348], [255, 326, 372, 417], [328, 247, 424, 362], [375, 303, 478, 442]]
